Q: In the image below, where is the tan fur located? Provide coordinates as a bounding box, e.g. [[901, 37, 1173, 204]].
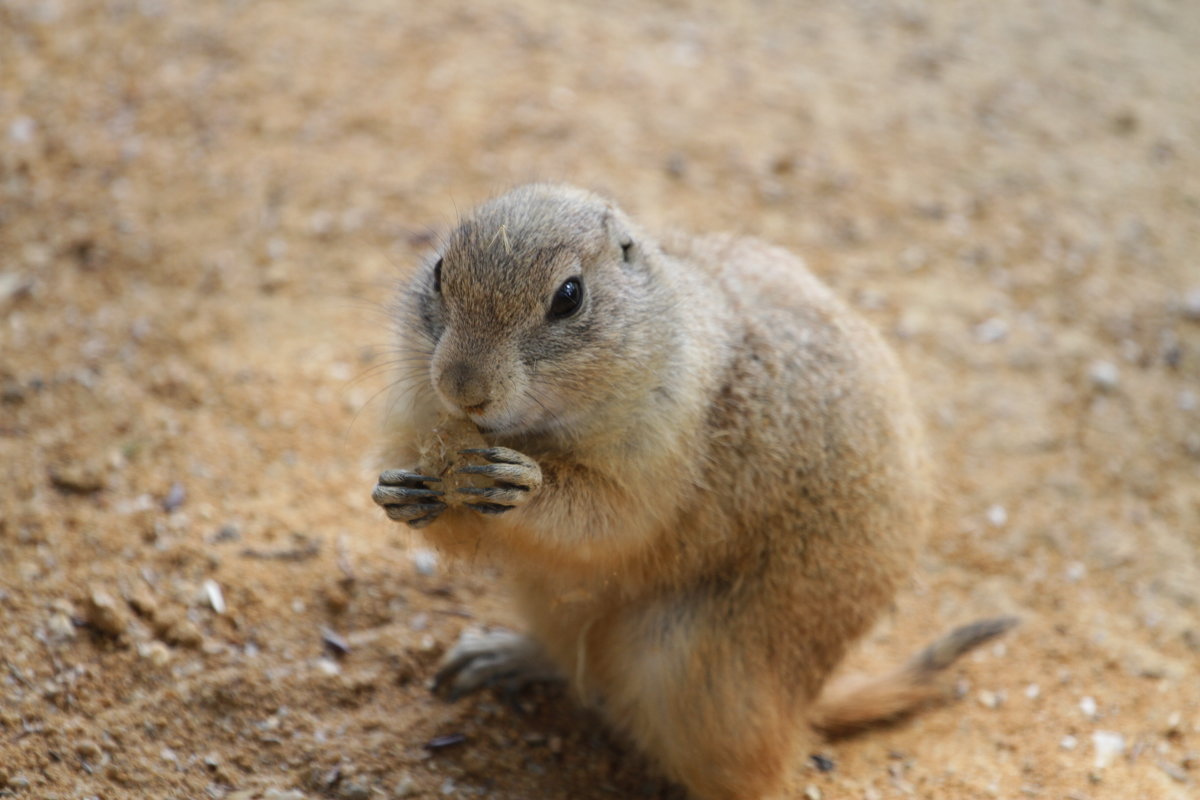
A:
[[376, 184, 1012, 800]]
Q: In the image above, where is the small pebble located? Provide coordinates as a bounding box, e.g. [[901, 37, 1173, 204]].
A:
[[48, 462, 107, 493], [804, 785, 823, 800], [425, 733, 467, 751], [986, 504, 1007, 527], [47, 611, 76, 640], [1066, 562, 1086, 582], [203, 579, 226, 614], [1092, 730, 1125, 769], [161, 482, 186, 512], [1158, 760, 1189, 784], [9, 116, 35, 143], [321, 627, 351, 657], [978, 690, 1001, 709], [394, 773, 418, 797], [75, 740, 103, 761], [212, 524, 241, 543], [1182, 287, 1200, 321], [86, 589, 128, 636], [974, 317, 1009, 343], [127, 586, 159, 618], [138, 641, 171, 666], [1080, 696, 1098, 719], [1024, 683, 1040, 699], [0, 273, 32, 306], [810, 754, 835, 773], [338, 782, 370, 800], [156, 615, 204, 648], [1088, 360, 1120, 392], [1061, 735, 1078, 750], [411, 548, 439, 576]]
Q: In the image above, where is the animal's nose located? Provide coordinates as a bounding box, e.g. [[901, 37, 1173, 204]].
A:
[[439, 360, 491, 411]]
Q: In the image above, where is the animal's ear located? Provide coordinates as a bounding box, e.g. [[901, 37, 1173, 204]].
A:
[[601, 206, 637, 265]]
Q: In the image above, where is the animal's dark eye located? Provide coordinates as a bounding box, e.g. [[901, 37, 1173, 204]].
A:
[[548, 277, 584, 320], [433, 257, 443, 293]]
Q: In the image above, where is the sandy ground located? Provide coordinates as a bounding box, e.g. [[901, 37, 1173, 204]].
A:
[[2, 1, 1199, 798]]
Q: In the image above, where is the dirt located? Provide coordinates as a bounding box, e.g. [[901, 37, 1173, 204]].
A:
[[1, 1, 1198, 798]]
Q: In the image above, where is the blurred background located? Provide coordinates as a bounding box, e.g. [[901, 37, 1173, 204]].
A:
[[1, 1, 1197, 798]]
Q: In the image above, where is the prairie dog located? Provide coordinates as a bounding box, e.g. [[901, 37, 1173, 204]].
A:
[[373, 184, 1014, 800]]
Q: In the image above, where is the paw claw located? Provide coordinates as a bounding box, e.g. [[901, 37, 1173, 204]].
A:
[[454, 448, 542, 517], [374, 469, 446, 528], [372, 485, 444, 505], [379, 469, 441, 485], [465, 502, 512, 515]]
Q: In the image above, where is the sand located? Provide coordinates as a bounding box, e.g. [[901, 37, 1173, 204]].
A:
[[1, 1, 1197, 798]]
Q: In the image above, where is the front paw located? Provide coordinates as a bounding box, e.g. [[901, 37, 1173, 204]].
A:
[[455, 448, 542, 515], [372, 470, 446, 528]]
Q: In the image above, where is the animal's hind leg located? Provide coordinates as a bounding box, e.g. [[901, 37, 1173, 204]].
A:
[[595, 611, 808, 800], [433, 628, 560, 701]]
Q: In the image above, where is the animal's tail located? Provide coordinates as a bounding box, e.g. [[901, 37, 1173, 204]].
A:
[[810, 616, 1019, 736]]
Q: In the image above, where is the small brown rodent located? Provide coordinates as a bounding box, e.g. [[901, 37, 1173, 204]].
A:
[[372, 184, 1015, 800]]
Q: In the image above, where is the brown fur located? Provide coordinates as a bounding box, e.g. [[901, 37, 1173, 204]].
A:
[[376, 184, 1013, 800]]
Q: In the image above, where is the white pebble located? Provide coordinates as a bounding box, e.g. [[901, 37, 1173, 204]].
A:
[[394, 773, 418, 797], [1183, 288, 1200, 321], [974, 317, 1009, 343], [47, 611, 76, 640], [1080, 696, 1098, 719], [8, 117, 35, 143], [203, 579, 226, 614], [1025, 683, 1041, 699], [1091, 730, 1125, 769], [1088, 360, 1120, 392], [1066, 562, 1086, 582], [411, 547, 439, 576], [262, 791, 307, 800], [986, 504, 1008, 527], [804, 785, 823, 800], [1060, 735, 1078, 751], [978, 690, 1000, 709], [137, 641, 171, 667], [1178, 390, 1197, 412]]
